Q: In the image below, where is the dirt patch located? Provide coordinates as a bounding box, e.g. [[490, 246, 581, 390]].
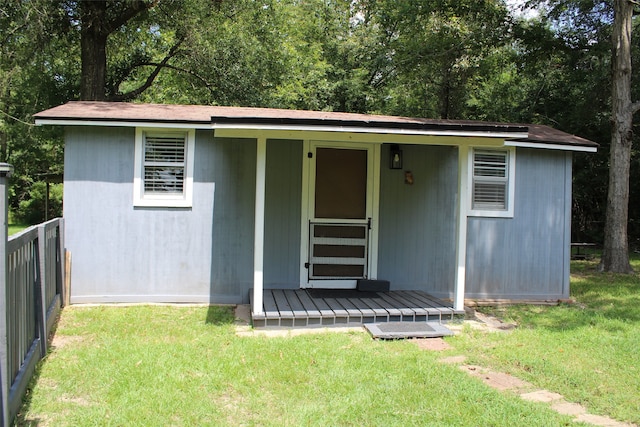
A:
[[36, 377, 59, 390], [440, 355, 467, 364], [17, 414, 52, 427], [50, 335, 85, 349], [216, 386, 256, 425], [413, 337, 452, 351], [59, 395, 92, 407]]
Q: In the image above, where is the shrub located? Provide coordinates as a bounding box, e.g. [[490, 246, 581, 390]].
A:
[[14, 181, 63, 224]]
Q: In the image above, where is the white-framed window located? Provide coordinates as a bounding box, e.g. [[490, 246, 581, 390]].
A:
[[134, 128, 195, 207], [469, 147, 515, 217]]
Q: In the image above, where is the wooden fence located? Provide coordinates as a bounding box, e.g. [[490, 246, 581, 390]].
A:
[[1, 219, 65, 426]]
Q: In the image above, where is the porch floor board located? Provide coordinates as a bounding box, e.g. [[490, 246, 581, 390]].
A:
[[251, 289, 463, 328]]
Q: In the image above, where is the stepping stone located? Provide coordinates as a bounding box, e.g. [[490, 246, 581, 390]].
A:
[[551, 401, 587, 416], [520, 390, 564, 403], [456, 363, 637, 427], [461, 366, 534, 392], [575, 413, 637, 427], [364, 322, 453, 339]]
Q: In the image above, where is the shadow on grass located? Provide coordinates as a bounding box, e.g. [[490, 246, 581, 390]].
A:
[[486, 260, 640, 331], [15, 364, 45, 426], [205, 305, 236, 325], [15, 312, 63, 426], [572, 260, 640, 314], [512, 302, 640, 332]]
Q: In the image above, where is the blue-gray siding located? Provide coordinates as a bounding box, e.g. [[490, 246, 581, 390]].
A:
[[264, 139, 303, 289], [465, 149, 572, 300], [64, 128, 572, 305], [64, 127, 255, 304], [207, 135, 256, 303], [377, 144, 458, 298]]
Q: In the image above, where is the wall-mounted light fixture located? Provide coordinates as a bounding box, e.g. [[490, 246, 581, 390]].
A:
[[390, 144, 403, 169]]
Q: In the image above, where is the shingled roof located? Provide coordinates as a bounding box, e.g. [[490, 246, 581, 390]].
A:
[[34, 101, 598, 151]]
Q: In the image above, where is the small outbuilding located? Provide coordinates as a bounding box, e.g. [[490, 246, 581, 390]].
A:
[[34, 101, 597, 319]]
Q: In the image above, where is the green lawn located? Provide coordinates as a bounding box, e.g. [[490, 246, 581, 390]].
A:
[[8, 224, 29, 236], [17, 259, 639, 426], [456, 258, 640, 424]]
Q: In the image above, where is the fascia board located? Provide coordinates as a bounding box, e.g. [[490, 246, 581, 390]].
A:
[[505, 140, 598, 153], [211, 123, 528, 139], [34, 119, 212, 129]]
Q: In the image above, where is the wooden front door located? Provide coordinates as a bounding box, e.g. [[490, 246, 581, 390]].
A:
[[305, 144, 375, 289]]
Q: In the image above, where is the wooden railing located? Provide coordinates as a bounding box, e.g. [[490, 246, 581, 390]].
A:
[[2, 218, 65, 425]]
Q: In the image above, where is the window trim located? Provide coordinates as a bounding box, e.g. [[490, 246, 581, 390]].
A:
[[134, 128, 195, 207], [468, 147, 515, 218]]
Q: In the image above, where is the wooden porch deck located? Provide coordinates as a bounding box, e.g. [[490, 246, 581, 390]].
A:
[[251, 289, 464, 328]]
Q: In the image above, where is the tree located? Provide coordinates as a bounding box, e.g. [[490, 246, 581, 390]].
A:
[[1, 0, 632, 241], [134, 0, 288, 106], [76, 0, 157, 101], [601, 0, 637, 272], [268, 0, 375, 112], [525, 0, 640, 272], [509, 5, 612, 246], [0, 0, 70, 217], [354, 0, 514, 119]]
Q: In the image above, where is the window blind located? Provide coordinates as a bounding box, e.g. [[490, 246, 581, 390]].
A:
[[143, 134, 186, 194], [473, 150, 508, 210]]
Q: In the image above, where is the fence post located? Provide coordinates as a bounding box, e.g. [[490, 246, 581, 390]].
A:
[[0, 163, 14, 427], [57, 219, 66, 307], [37, 225, 48, 356]]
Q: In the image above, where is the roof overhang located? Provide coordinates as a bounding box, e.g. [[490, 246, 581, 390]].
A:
[[33, 101, 599, 152], [210, 121, 529, 139], [35, 117, 529, 139], [34, 118, 213, 130], [505, 140, 598, 153]]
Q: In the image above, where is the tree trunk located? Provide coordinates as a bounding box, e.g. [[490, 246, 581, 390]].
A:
[[600, 0, 634, 273], [79, 1, 108, 101], [440, 65, 451, 119]]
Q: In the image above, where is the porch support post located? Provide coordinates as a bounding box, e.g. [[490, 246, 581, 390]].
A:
[[454, 147, 469, 312], [253, 137, 267, 315]]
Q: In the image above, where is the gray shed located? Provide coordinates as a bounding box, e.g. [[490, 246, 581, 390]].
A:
[[34, 101, 597, 318]]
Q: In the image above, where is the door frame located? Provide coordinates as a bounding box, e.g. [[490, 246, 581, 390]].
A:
[[300, 140, 381, 289]]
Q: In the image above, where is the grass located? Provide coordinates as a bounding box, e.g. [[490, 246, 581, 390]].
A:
[[17, 258, 639, 426], [8, 223, 29, 236], [19, 307, 575, 426], [454, 258, 640, 424]]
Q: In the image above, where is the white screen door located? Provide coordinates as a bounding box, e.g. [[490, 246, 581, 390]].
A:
[[306, 144, 375, 289]]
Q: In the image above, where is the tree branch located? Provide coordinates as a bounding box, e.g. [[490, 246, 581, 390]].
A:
[[104, 0, 156, 34], [136, 63, 216, 89], [631, 100, 640, 114], [108, 40, 184, 101]]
